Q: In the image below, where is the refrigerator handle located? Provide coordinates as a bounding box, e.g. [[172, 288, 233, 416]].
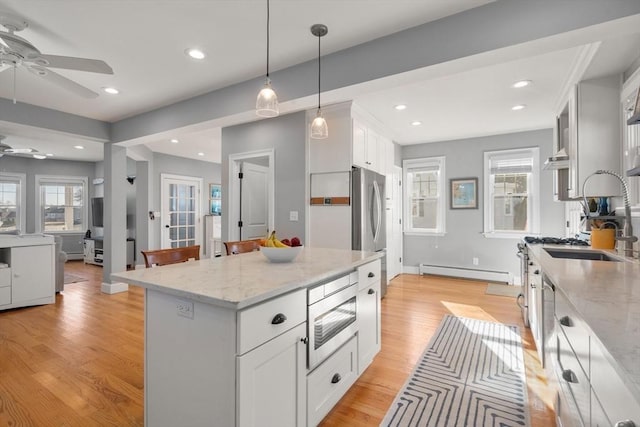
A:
[[373, 180, 382, 242]]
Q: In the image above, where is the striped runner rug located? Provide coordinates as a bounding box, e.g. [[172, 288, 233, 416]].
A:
[[381, 315, 530, 427]]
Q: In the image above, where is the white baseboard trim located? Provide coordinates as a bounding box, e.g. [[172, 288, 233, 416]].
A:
[[101, 282, 129, 294], [418, 264, 512, 284], [403, 266, 420, 275]]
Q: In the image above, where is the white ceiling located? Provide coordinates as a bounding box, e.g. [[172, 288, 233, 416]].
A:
[[0, 0, 639, 164]]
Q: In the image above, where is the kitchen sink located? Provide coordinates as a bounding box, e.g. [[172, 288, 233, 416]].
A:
[[544, 248, 621, 262]]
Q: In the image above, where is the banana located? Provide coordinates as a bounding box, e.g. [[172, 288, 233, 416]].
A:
[[273, 238, 288, 248]]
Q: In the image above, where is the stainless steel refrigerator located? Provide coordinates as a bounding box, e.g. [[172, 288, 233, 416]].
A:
[[352, 167, 387, 297]]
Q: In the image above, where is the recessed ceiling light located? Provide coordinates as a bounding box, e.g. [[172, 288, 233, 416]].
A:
[[74, 145, 84, 150], [394, 104, 407, 111], [512, 80, 532, 88], [511, 105, 526, 111], [6, 147, 34, 153], [46, 153, 53, 157], [197, 152, 205, 156], [33, 154, 47, 159], [411, 121, 422, 126], [170, 139, 179, 144], [185, 48, 206, 60], [103, 87, 119, 95]]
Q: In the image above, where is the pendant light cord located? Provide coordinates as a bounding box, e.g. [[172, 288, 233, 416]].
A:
[[266, 0, 270, 78], [317, 31, 321, 111]]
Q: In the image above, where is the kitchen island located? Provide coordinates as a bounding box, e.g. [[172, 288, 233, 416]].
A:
[[111, 247, 383, 427], [525, 244, 640, 426]]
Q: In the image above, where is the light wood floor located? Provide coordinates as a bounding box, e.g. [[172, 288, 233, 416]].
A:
[[0, 261, 555, 426]]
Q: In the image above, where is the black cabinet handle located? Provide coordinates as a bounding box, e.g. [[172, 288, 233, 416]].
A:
[[271, 313, 287, 325], [559, 316, 573, 327], [165, 225, 170, 228], [562, 369, 577, 383], [533, 269, 540, 275], [368, 272, 375, 278], [528, 261, 534, 266], [331, 373, 341, 384], [300, 337, 308, 344], [368, 288, 375, 295]]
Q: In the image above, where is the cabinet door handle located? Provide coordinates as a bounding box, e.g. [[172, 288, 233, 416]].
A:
[[300, 337, 308, 344], [271, 313, 287, 325], [615, 420, 636, 427], [528, 261, 534, 266], [368, 288, 375, 295], [559, 316, 573, 327], [367, 272, 375, 278], [562, 369, 577, 384], [533, 269, 540, 275], [331, 373, 341, 384]]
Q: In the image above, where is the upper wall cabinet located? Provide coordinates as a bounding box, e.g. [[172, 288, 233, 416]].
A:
[[308, 102, 394, 176], [565, 76, 621, 199]]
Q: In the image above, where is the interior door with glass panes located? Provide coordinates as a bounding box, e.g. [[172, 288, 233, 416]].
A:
[[161, 175, 202, 249]]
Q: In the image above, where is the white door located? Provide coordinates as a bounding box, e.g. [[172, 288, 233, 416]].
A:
[[386, 166, 403, 281], [161, 174, 202, 249], [240, 162, 269, 240]]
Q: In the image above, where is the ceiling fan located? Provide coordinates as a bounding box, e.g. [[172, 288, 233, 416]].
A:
[[0, 134, 46, 159], [0, 15, 113, 99]]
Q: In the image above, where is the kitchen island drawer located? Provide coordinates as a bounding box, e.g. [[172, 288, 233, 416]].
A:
[[590, 336, 640, 426], [357, 259, 381, 291], [237, 289, 306, 354], [307, 334, 358, 427], [555, 288, 589, 375], [556, 328, 590, 426]]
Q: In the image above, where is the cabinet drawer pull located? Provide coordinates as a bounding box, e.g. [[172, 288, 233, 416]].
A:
[[559, 316, 573, 327], [368, 288, 375, 295], [271, 313, 287, 325], [331, 373, 341, 384], [367, 272, 375, 278], [562, 369, 578, 384], [615, 420, 636, 427]]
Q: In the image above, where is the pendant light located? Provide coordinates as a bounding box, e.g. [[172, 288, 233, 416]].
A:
[[256, 0, 279, 117], [310, 24, 328, 139]]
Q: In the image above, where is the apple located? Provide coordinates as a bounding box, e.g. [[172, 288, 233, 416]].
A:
[[291, 237, 301, 247], [281, 238, 291, 247]]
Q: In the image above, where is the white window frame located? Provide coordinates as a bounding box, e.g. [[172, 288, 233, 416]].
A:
[[483, 148, 540, 238], [403, 156, 446, 236], [0, 172, 26, 234], [35, 175, 89, 234]]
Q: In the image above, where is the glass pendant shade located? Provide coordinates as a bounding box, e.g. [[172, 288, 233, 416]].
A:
[[256, 78, 279, 117], [310, 109, 328, 139]]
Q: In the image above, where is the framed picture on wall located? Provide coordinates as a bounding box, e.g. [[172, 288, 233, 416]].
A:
[[450, 177, 478, 209], [209, 183, 221, 215]]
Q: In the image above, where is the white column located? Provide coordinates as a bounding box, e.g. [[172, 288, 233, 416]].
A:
[[102, 143, 128, 293]]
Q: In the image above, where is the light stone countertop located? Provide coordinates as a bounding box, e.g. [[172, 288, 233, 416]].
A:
[[111, 247, 382, 310], [0, 234, 54, 248], [527, 244, 640, 399]]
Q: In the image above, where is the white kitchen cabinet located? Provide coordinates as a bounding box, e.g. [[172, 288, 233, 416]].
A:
[[565, 76, 621, 199], [307, 335, 358, 427], [237, 322, 307, 427], [0, 236, 55, 311], [357, 280, 380, 374], [352, 118, 380, 173], [527, 258, 543, 362]]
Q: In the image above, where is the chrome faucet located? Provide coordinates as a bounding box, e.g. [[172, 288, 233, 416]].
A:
[[582, 170, 637, 257]]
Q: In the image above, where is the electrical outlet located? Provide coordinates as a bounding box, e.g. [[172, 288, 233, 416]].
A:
[[472, 257, 479, 266], [176, 300, 194, 319]]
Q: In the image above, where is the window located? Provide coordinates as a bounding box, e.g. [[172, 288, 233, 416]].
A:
[[36, 175, 88, 233], [0, 173, 26, 234], [403, 157, 446, 235], [484, 148, 539, 237]]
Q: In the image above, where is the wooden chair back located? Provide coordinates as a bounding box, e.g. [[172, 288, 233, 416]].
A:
[[141, 245, 201, 268], [224, 240, 261, 255]]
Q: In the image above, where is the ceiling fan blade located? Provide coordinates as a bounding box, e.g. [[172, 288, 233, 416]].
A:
[[27, 66, 99, 98], [36, 54, 113, 74]]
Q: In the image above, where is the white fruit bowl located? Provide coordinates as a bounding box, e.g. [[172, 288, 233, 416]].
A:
[[260, 245, 303, 263]]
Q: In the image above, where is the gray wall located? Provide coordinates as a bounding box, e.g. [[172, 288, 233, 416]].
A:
[[401, 129, 564, 279], [151, 152, 221, 249], [0, 156, 96, 233], [221, 112, 306, 242]]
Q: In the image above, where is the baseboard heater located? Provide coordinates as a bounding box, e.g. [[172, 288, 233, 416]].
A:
[[419, 263, 511, 284]]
